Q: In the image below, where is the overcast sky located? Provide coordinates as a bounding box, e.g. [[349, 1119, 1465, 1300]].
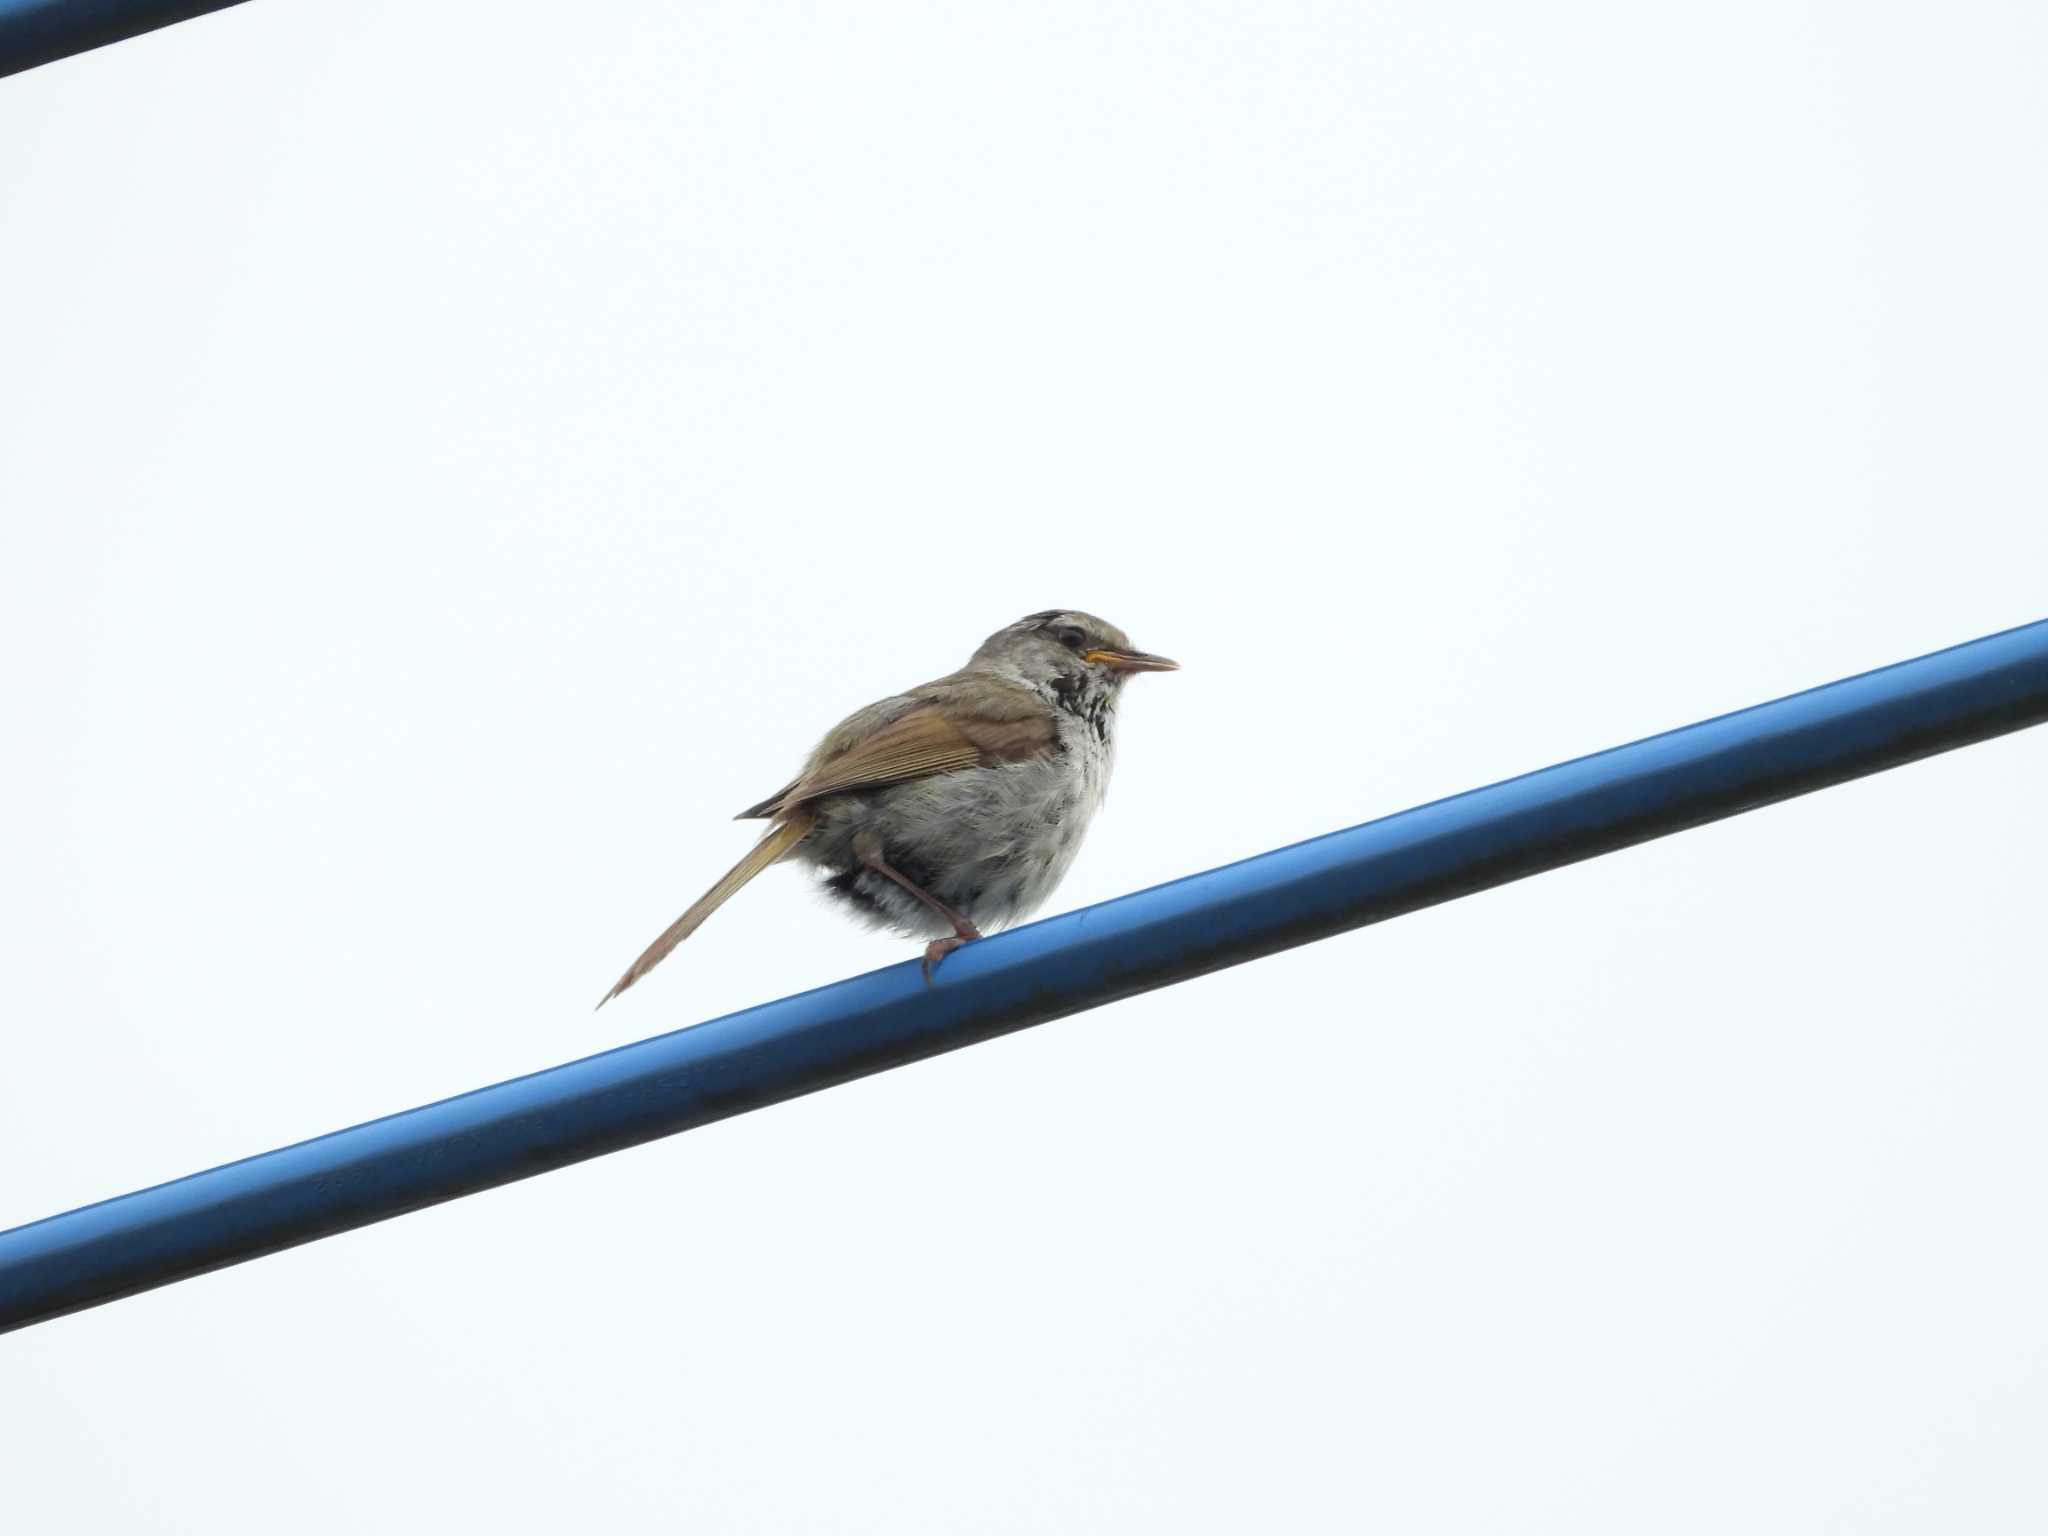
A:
[[4, 2, 2047, 1530]]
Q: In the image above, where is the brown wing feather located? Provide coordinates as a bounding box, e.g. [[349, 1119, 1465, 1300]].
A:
[[735, 776, 804, 821], [739, 701, 1052, 820], [950, 714, 1058, 759], [735, 673, 1057, 823], [747, 709, 979, 815]]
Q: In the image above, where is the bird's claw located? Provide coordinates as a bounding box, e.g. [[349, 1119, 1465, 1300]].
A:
[[922, 934, 975, 985]]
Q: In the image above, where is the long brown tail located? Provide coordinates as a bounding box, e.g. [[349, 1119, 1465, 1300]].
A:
[[597, 812, 815, 1008]]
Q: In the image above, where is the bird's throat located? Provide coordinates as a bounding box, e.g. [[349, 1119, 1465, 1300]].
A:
[[1046, 669, 1118, 746]]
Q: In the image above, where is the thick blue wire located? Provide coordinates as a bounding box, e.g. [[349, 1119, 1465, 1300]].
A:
[[0, 0, 252, 77], [4, 618, 2046, 1332]]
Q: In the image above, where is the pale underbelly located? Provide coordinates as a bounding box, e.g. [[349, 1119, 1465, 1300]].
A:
[[798, 754, 1105, 939]]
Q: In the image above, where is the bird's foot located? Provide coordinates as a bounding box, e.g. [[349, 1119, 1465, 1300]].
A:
[[921, 929, 980, 985]]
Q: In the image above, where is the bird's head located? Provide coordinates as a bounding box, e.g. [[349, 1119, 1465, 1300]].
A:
[[970, 610, 1179, 700]]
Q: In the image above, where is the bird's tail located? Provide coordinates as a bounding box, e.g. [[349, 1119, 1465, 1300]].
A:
[[597, 811, 816, 1008]]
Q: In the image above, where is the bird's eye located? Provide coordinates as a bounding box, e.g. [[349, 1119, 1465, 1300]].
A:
[[1054, 626, 1088, 650]]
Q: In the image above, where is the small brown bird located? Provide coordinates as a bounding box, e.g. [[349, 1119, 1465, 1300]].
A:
[[600, 610, 1177, 1003]]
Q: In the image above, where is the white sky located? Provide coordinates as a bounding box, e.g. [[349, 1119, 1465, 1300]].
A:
[[4, 2, 2046, 1530]]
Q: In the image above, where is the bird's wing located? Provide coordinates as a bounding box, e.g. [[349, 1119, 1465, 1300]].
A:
[[607, 677, 1054, 1002], [736, 679, 1054, 820]]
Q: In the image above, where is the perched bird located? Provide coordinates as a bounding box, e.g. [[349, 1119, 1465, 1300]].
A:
[[600, 610, 1177, 1003]]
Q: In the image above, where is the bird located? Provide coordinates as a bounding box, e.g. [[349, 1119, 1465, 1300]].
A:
[[599, 610, 1177, 1004]]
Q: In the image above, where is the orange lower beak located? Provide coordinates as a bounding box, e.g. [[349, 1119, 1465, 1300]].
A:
[[1084, 649, 1180, 673]]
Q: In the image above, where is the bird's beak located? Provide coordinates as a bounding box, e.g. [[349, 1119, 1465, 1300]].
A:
[[1084, 648, 1180, 673]]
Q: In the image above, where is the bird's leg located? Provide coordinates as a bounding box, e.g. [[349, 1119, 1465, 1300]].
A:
[[854, 834, 981, 983]]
